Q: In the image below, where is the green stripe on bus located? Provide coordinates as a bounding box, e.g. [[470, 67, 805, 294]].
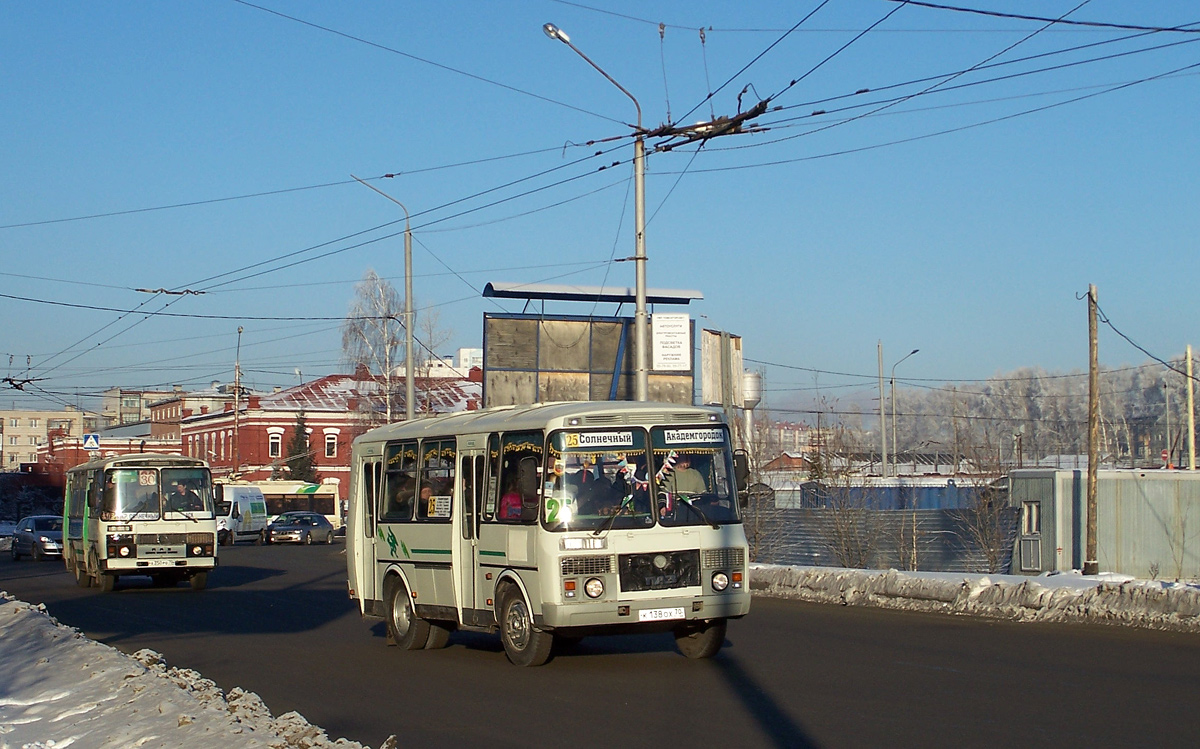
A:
[[478, 550, 505, 557], [411, 548, 452, 555]]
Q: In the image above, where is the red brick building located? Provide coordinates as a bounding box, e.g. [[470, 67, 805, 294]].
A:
[[181, 370, 482, 500]]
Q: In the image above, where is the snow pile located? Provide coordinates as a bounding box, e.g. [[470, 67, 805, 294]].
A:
[[751, 564, 1200, 632], [0, 591, 389, 749]]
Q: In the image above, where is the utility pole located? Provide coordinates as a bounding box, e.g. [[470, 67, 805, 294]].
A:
[[1165, 381, 1172, 468], [878, 341, 887, 478], [1188, 344, 1196, 470], [234, 326, 242, 477], [1084, 284, 1099, 576], [352, 175, 415, 421]]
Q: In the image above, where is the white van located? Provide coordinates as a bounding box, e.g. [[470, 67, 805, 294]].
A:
[[214, 485, 268, 545]]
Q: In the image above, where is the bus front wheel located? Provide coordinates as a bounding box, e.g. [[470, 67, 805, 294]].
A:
[[74, 561, 92, 588], [499, 587, 553, 667], [385, 577, 429, 650], [97, 572, 117, 593], [190, 572, 208, 591], [674, 619, 727, 659]]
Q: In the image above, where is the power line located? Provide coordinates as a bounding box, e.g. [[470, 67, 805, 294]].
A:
[[230, 0, 624, 125], [882, 1, 1200, 34]]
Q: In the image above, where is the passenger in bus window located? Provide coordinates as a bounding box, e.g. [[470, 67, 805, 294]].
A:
[[499, 474, 522, 520], [167, 480, 203, 512], [663, 454, 707, 496]]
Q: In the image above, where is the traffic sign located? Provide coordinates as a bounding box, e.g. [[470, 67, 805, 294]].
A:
[[82, 434, 100, 451]]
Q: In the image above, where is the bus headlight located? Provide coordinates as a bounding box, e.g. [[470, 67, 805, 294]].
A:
[[584, 577, 605, 599], [711, 571, 730, 592], [118, 546, 131, 558]]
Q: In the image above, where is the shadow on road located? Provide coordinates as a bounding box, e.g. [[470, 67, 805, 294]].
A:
[[711, 648, 820, 749]]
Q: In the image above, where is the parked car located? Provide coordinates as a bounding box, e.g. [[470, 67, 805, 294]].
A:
[[266, 512, 335, 545], [11, 515, 64, 561]]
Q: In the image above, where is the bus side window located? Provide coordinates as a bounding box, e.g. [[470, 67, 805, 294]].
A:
[[497, 431, 543, 525], [482, 434, 500, 522], [362, 460, 376, 537], [382, 440, 417, 522], [417, 439, 454, 522], [460, 455, 474, 540]]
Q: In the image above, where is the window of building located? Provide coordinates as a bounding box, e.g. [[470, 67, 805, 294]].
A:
[[28, 418, 39, 428], [122, 397, 139, 409], [8, 418, 17, 428], [29, 436, 39, 445], [8, 454, 16, 465], [268, 433, 282, 458], [1022, 502, 1041, 535], [8, 436, 16, 446]]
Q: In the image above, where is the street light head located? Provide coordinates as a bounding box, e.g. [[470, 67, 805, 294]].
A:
[[543, 23, 569, 43], [910, 348, 919, 355]]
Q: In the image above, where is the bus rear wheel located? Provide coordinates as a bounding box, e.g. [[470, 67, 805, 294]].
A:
[[674, 619, 727, 659], [385, 577, 429, 650], [499, 588, 553, 667]]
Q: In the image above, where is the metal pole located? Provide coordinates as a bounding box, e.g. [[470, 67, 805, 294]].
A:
[[1165, 381, 1172, 468], [1188, 344, 1195, 470], [889, 349, 918, 473], [544, 23, 648, 400], [351, 175, 415, 422], [878, 341, 887, 478], [1084, 284, 1099, 575], [234, 326, 242, 476], [404, 224, 415, 420], [633, 134, 648, 401]]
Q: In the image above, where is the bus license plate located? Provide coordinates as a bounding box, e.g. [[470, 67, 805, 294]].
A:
[[638, 607, 685, 622], [145, 560, 176, 567]]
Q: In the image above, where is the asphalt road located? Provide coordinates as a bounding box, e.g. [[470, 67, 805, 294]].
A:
[[3, 544, 1199, 748]]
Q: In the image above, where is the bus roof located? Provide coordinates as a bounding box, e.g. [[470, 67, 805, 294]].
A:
[[65, 453, 209, 474], [352, 401, 723, 446]]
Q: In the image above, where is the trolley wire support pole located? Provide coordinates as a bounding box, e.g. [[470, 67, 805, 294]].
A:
[[544, 23, 650, 401], [1084, 284, 1099, 576]]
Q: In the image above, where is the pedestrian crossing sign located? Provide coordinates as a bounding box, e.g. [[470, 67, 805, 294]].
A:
[[82, 434, 100, 450]]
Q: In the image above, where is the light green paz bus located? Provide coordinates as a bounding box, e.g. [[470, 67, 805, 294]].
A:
[[346, 401, 751, 666], [63, 453, 218, 592]]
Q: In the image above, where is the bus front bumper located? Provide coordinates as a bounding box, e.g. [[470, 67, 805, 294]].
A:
[[539, 590, 751, 630], [99, 557, 218, 572]]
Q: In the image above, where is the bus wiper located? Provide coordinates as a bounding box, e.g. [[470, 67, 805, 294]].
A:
[[175, 511, 200, 523], [679, 495, 719, 530], [593, 495, 632, 536]]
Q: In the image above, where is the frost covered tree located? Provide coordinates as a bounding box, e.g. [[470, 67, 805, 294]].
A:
[[341, 270, 405, 424]]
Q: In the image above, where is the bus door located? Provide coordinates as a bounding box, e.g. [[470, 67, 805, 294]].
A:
[[350, 456, 383, 612], [454, 450, 486, 623]]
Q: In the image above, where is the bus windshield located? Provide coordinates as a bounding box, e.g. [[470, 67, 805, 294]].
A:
[[651, 426, 740, 527], [544, 429, 656, 533], [102, 467, 213, 520]]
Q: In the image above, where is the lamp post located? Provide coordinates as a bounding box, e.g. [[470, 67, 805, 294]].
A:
[[544, 22, 649, 401], [890, 349, 919, 475], [351, 176, 415, 421]]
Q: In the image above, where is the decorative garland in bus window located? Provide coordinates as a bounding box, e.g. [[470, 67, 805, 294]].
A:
[[502, 440, 543, 455]]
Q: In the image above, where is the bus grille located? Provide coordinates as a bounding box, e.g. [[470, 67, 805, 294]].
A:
[[137, 533, 186, 545], [702, 547, 745, 569], [561, 555, 613, 576], [618, 550, 700, 592]]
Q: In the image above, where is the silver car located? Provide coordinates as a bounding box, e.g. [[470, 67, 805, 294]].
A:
[[11, 515, 64, 561], [266, 512, 335, 545]]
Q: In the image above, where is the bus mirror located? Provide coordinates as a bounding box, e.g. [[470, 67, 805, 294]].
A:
[[733, 450, 750, 493]]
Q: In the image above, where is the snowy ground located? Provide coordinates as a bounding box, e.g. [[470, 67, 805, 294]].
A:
[[752, 563, 1200, 632], [0, 591, 390, 749]]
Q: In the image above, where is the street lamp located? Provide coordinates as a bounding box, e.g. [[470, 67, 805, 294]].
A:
[[351, 176, 415, 422], [891, 349, 919, 474], [544, 22, 649, 401]]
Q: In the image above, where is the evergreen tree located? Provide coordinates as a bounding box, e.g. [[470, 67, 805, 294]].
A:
[[285, 411, 319, 484]]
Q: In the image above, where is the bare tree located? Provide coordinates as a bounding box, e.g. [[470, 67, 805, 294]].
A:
[[341, 270, 403, 425], [815, 424, 880, 569], [952, 437, 1015, 573]]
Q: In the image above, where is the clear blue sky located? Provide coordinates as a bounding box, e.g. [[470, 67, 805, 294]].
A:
[[3, 1, 1197, 415]]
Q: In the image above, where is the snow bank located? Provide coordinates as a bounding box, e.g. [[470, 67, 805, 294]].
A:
[[0, 591, 391, 749], [750, 564, 1200, 633]]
